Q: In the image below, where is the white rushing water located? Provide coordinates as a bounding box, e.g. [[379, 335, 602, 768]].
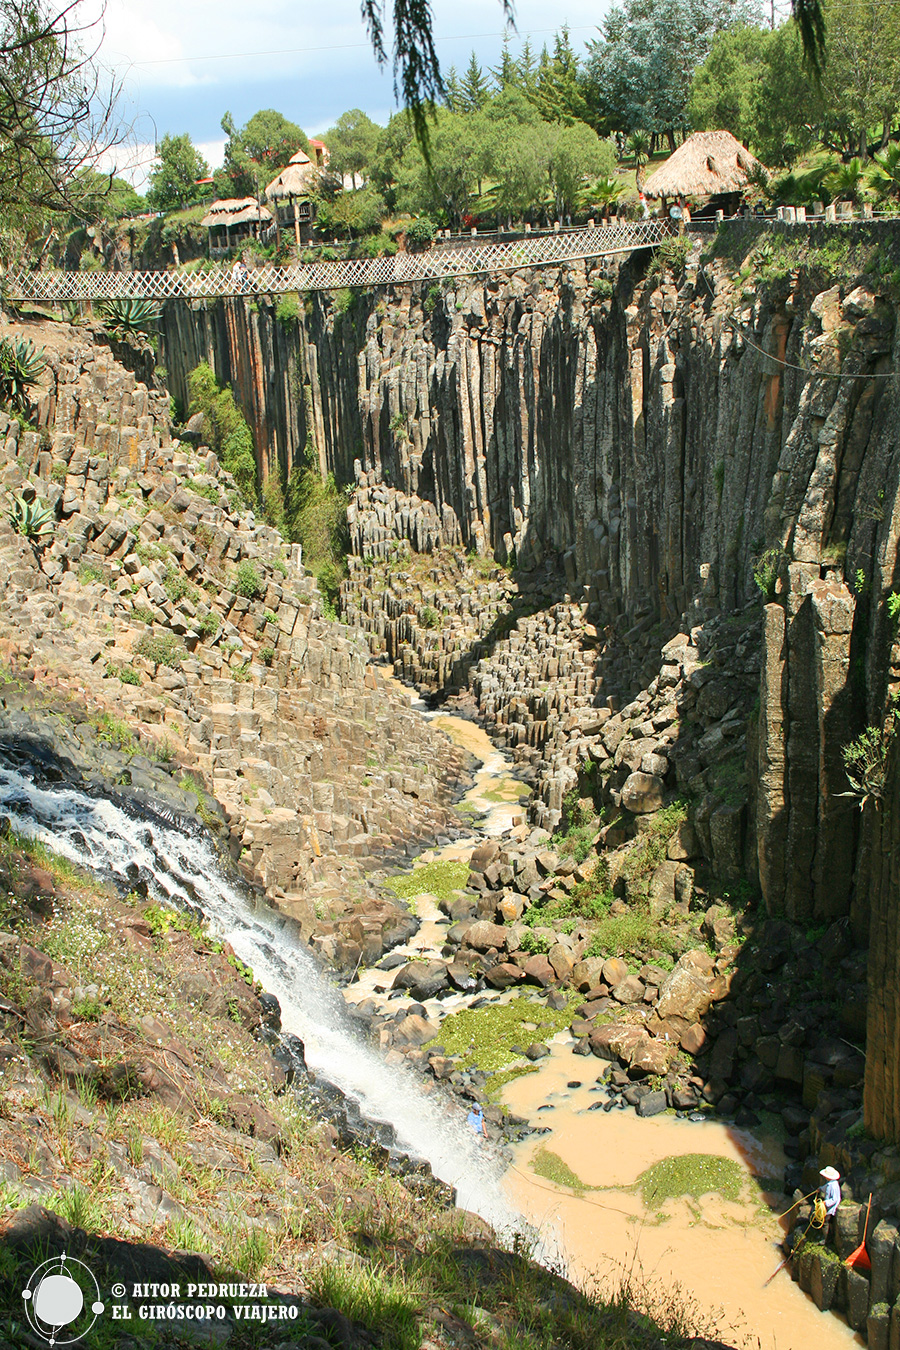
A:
[[0, 760, 522, 1235]]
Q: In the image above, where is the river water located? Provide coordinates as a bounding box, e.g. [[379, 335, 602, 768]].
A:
[[392, 707, 862, 1350], [0, 703, 863, 1348]]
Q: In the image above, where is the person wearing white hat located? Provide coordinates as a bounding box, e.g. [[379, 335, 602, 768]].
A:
[[818, 1167, 841, 1238]]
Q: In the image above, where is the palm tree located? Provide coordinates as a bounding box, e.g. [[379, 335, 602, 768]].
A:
[[594, 176, 624, 221], [866, 144, 900, 204], [824, 158, 864, 207], [626, 131, 651, 191]]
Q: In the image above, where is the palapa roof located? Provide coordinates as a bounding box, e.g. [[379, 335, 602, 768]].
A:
[[265, 148, 320, 202], [643, 130, 767, 199], [201, 197, 272, 228]]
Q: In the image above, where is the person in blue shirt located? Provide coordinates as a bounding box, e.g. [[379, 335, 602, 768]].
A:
[[818, 1166, 841, 1238], [467, 1104, 486, 1139]]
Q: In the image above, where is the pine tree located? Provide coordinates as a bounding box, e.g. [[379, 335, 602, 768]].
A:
[[490, 33, 520, 92], [459, 52, 491, 112], [444, 65, 463, 112]]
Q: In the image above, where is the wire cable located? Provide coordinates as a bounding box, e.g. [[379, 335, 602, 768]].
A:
[[698, 260, 898, 380]]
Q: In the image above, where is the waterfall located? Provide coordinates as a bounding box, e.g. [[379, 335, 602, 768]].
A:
[[0, 759, 523, 1235]]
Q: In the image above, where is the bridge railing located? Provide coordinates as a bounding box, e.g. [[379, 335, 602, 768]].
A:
[[4, 220, 673, 303]]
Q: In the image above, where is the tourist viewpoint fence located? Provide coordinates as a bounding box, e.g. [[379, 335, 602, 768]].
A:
[[4, 220, 673, 304]]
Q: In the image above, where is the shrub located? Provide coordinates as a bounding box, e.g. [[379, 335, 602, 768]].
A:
[[888, 591, 900, 626], [420, 605, 440, 629], [259, 646, 275, 666], [752, 547, 785, 600], [190, 480, 220, 505], [275, 292, 300, 327], [195, 611, 220, 639], [93, 711, 137, 753], [424, 284, 442, 314], [406, 216, 436, 249], [50, 461, 67, 483], [187, 362, 258, 503], [234, 560, 264, 599], [163, 565, 192, 603], [591, 277, 613, 299], [650, 234, 691, 278], [134, 631, 185, 668], [78, 563, 104, 585], [284, 463, 350, 603], [842, 708, 897, 808], [105, 661, 141, 685]]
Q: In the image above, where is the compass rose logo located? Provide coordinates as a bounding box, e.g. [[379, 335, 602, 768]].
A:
[[21, 1252, 105, 1346]]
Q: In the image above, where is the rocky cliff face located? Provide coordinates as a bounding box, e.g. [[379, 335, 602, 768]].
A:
[[161, 229, 900, 1144]]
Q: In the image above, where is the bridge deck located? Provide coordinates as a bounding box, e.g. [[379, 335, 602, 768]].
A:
[[5, 221, 672, 303]]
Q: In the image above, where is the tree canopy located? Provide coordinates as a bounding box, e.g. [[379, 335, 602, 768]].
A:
[[146, 134, 209, 213], [215, 109, 309, 199]]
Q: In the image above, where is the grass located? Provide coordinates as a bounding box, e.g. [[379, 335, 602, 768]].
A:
[[586, 911, 682, 960], [92, 711, 137, 754], [437, 994, 576, 1073], [386, 858, 470, 904]]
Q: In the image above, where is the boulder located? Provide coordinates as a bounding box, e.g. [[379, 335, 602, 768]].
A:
[[630, 1039, 672, 1076], [462, 921, 508, 952], [621, 773, 666, 814], [657, 955, 715, 1023], [636, 1088, 668, 1117], [484, 963, 521, 989], [571, 957, 605, 992], [525, 1043, 550, 1061], [522, 955, 556, 987], [548, 943, 575, 983], [612, 975, 645, 1005], [469, 840, 501, 872], [392, 1014, 439, 1047], [601, 957, 629, 988]]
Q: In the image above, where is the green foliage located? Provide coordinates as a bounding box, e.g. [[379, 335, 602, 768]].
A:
[[405, 216, 436, 248], [420, 605, 440, 629], [533, 1147, 587, 1191], [77, 563, 103, 585], [234, 559, 264, 599], [753, 547, 784, 600], [105, 661, 141, 686], [633, 1154, 745, 1206], [586, 909, 681, 960], [0, 337, 46, 412], [333, 287, 357, 315], [842, 708, 897, 808], [97, 298, 161, 336], [439, 994, 576, 1074], [93, 711, 137, 754], [134, 631, 185, 668], [146, 133, 210, 212], [5, 489, 54, 544], [424, 284, 443, 314], [190, 480, 220, 505], [259, 645, 275, 666], [284, 463, 350, 608], [887, 592, 900, 625], [322, 108, 382, 188], [386, 859, 469, 903], [187, 362, 258, 503], [196, 610, 220, 639], [216, 108, 309, 199], [650, 234, 691, 278], [518, 928, 552, 956], [275, 292, 300, 327], [163, 564, 193, 603]]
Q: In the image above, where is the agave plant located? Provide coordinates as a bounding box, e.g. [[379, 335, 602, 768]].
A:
[[5, 488, 55, 545], [0, 337, 47, 413], [97, 297, 161, 336]]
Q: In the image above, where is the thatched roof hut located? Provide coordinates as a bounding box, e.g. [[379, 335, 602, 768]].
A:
[[200, 197, 272, 228], [264, 149, 320, 203], [643, 130, 767, 199]]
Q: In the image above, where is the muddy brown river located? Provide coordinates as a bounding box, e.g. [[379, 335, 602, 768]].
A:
[[362, 694, 861, 1349]]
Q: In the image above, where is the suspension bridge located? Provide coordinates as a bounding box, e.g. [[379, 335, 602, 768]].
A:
[[4, 220, 673, 304]]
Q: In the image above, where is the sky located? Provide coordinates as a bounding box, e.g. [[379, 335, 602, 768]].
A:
[[93, 0, 613, 189]]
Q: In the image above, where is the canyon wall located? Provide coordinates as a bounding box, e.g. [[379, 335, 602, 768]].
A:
[[160, 226, 900, 1138]]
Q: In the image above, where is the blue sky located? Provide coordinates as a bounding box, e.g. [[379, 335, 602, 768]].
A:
[[97, 0, 612, 188]]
